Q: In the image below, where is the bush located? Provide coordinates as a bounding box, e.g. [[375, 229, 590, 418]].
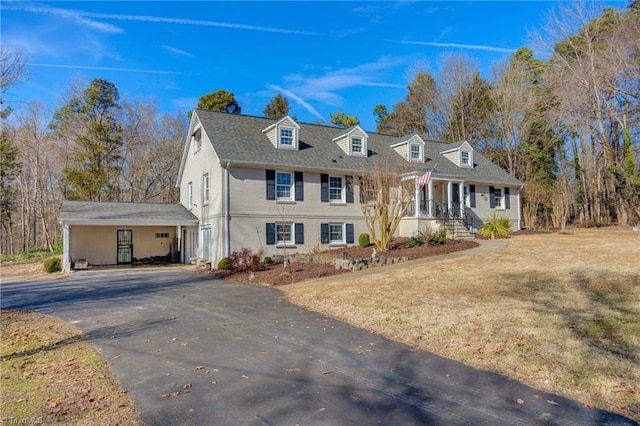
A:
[[263, 256, 272, 264], [478, 213, 512, 239], [217, 257, 232, 270], [405, 235, 424, 247], [428, 228, 448, 246], [43, 256, 62, 273], [358, 233, 370, 248]]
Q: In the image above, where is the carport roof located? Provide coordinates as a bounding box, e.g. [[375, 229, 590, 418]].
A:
[[59, 201, 199, 226]]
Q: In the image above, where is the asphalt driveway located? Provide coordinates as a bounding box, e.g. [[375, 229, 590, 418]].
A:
[[1, 267, 636, 425]]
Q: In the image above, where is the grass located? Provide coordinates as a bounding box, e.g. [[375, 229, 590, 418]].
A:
[[1, 243, 62, 263], [281, 227, 640, 420], [0, 310, 143, 425]]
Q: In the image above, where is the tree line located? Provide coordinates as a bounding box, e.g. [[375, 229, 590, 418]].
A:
[[1, 2, 638, 255]]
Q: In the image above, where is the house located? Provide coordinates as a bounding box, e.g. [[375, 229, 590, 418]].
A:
[[59, 201, 198, 272], [176, 109, 523, 266]]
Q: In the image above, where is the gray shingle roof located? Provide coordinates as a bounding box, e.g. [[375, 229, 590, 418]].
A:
[[195, 109, 522, 186], [60, 201, 198, 225]]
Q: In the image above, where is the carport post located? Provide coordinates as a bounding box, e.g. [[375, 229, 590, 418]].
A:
[[62, 224, 71, 273]]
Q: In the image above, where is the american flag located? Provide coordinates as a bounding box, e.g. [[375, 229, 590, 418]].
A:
[[416, 170, 432, 187]]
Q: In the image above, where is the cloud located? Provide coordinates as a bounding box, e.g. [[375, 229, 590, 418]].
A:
[[29, 63, 190, 75], [2, 3, 124, 33], [266, 84, 324, 121], [4, 3, 320, 36], [266, 57, 406, 120], [389, 39, 517, 54], [163, 45, 194, 57]]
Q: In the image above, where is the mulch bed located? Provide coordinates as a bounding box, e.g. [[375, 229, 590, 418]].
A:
[[208, 238, 479, 286]]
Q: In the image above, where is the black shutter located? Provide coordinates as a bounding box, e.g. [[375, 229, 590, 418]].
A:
[[266, 223, 275, 245], [266, 170, 275, 200], [295, 223, 304, 244], [470, 185, 476, 208], [295, 172, 304, 201], [504, 187, 510, 209], [346, 224, 354, 244], [489, 186, 495, 208], [320, 223, 329, 244], [321, 174, 329, 202], [359, 177, 365, 203], [346, 176, 354, 203]]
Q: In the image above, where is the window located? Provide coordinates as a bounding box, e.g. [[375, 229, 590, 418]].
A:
[[280, 127, 293, 146], [155, 232, 169, 238], [461, 151, 470, 166], [203, 174, 209, 204], [193, 129, 202, 152], [276, 223, 293, 245], [329, 223, 344, 244], [410, 144, 422, 161], [351, 137, 363, 154], [494, 187, 503, 208], [329, 176, 344, 202], [188, 182, 193, 208], [276, 172, 293, 200]]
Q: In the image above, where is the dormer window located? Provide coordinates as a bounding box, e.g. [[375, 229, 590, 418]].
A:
[[280, 127, 294, 147], [333, 126, 368, 157], [350, 137, 363, 155], [263, 116, 300, 150], [409, 143, 422, 161], [461, 151, 470, 166]]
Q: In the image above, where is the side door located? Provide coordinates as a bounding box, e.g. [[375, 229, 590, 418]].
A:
[[117, 230, 133, 264]]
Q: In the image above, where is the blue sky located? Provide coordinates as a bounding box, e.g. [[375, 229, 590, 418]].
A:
[[0, 1, 626, 130]]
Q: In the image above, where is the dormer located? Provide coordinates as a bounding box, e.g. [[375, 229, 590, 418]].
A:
[[440, 141, 474, 168], [262, 116, 300, 150], [332, 126, 368, 157], [390, 134, 425, 162]]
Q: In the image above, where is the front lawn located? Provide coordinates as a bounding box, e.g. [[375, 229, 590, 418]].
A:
[[281, 227, 640, 421]]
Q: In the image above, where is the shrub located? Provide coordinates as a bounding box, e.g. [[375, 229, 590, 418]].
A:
[[478, 213, 511, 239], [405, 235, 424, 247], [428, 228, 448, 246], [416, 225, 434, 242], [358, 233, 371, 248], [217, 257, 232, 270], [263, 256, 272, 264], [43, 256, 62, 273]]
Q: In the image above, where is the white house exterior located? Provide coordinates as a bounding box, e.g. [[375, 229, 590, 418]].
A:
[[176, 110, 523, 266]]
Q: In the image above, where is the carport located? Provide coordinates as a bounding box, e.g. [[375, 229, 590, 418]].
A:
[[59, 201, 198, 272]]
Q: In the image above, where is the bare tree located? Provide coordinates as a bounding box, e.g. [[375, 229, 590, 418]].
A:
[[1, 46, 28, 118], [354, 160, 414, 251]]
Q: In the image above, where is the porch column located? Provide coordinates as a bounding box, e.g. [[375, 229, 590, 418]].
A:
[[428, 179, 434, 217], [414, 182, 421, 217], [458, 183, 464, 218], [447, 180, 453, 212]]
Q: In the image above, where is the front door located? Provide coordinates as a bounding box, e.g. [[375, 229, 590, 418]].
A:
[[117, 230, 133, 264]]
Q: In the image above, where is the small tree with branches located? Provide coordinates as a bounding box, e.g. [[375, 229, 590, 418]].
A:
[[353, 160, 415, 251]]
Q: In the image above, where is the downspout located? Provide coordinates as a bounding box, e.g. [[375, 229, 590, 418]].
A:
[[224, 162, 231, 258]]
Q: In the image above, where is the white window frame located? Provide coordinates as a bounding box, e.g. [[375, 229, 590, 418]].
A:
[[409, 143, 422, 161], [193, 129, 202, 153], [279, 127, 294, 147], [329, 176, 345, 203], [188, 182, 193, 208], [494, 187, 504, 209], [203, 174, 209, 204], [461, 151, 470, 166], [350, 136, 363, 155], [275, 171, 294, 201], [329, 223, 345, 244], [275, 222, 293, 246]]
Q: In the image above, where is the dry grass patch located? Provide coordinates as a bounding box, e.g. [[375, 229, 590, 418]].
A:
[[281, 228, 640, 420], [0, 309, 143, 425]]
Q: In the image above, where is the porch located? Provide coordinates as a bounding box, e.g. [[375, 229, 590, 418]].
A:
[[401, 178, 476, 237]]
